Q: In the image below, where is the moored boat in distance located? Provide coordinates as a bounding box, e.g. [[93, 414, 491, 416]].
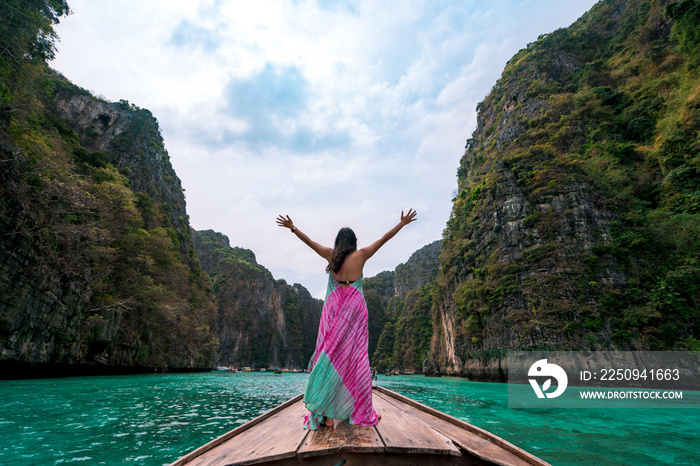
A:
[[169, 385, 550, 466]]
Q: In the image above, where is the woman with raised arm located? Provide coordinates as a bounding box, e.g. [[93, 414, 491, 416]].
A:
[[276, 210, 417, 430]]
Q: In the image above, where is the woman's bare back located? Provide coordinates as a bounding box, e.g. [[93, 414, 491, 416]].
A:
[[332, 250, 366, 287]]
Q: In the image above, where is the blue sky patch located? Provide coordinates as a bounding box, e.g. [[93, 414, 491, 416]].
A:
[[226, 64, 308, 120], [221, 64, 350, 152], [316, 0, 358, 14], [169, 20, 219, 52]]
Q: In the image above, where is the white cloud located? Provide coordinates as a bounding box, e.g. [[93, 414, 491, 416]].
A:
[[52, 0, 598, 297]]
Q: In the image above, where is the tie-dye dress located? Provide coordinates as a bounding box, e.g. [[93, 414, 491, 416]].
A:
[[302, 270, 378, 429]]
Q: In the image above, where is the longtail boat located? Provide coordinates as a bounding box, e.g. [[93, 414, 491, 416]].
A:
[[170, 385, 550, 466]]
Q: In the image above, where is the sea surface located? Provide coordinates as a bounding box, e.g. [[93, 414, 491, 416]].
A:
[[0, 372, 698, 465]]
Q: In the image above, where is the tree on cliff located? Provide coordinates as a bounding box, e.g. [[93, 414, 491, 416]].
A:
[[0, 0, 69, 66]]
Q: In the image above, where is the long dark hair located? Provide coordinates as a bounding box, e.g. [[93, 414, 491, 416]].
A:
[[326, 227, 357, 274]]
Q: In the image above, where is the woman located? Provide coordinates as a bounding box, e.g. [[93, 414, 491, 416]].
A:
[[276, 210, 417, 429]]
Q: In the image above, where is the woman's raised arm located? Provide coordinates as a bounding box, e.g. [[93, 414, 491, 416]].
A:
[[359, 209, 417, 260], [276, 215, 332, 262]]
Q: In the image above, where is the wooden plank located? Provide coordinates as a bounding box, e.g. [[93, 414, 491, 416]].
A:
[[374, 387, 550, 466], [297, 419, 385, 458], [372, 391, 461, 456], [424, 418, 537, 466], [182, 400, 309, 466], [172, 385, 550, 466], [170, 394, 304, 466]]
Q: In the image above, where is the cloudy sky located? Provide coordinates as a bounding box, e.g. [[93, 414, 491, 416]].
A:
[[52, 0, 598, 298]]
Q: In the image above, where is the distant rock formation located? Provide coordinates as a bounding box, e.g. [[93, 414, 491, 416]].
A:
[[194, 230, 322, 369], [367, 240, 441, 372]]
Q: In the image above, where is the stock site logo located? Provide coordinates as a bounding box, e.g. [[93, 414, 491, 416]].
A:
[[528, 359, 568, 399]]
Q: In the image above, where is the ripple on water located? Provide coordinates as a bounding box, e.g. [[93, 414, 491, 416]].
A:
[[0, 372, 697, 466]]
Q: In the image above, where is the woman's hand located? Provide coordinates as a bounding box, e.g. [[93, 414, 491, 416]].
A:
[[400, 209, 417, 226], [277, 215, 332, 260], [276, 215, 295, 230], [359, 209, 418, 260]]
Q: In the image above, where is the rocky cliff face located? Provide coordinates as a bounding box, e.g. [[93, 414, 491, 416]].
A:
[[194, 230, 322, 369], [0, 68, 217, 377], [432, 0, 699, 380], [0, 4, 321, 377], [394, 241, 442, 298], [367, 240, 441, 371], [1, 68, 323, 376], [52, 94, 191, 248], [0, 133, 87, 369]]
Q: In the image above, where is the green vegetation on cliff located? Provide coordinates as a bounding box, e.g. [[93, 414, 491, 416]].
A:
[[372, 283, 435, 371], [437, 0, 699, 372], [367, 241, 441, 371], [0, 1, 217, 373], [194, 230, 321, 369]]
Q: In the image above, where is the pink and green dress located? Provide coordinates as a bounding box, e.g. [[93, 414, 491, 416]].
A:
[[302, 270, 378, 429]]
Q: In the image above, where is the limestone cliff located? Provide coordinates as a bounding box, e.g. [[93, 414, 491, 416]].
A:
[[1, 56, 217, 375], [394, 241, 442, 299], [0, 3, 323, 377], [52, 94, 191, 252], [367, 240, 441, 371], [194, 230, 322, 369], [432, 0, 699, 380]]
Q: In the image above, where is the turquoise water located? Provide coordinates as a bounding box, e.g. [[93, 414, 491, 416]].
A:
[[0, 372, 697, 465], [379, 376, 699, 466]]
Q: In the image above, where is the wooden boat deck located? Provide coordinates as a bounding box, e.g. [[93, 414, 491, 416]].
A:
[[170, 385, 550, 466]]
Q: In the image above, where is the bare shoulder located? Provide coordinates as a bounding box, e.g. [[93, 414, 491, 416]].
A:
[[337, 250, 366, 279], [346, 250, 366, 263], [354, 248, 372, 262]]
